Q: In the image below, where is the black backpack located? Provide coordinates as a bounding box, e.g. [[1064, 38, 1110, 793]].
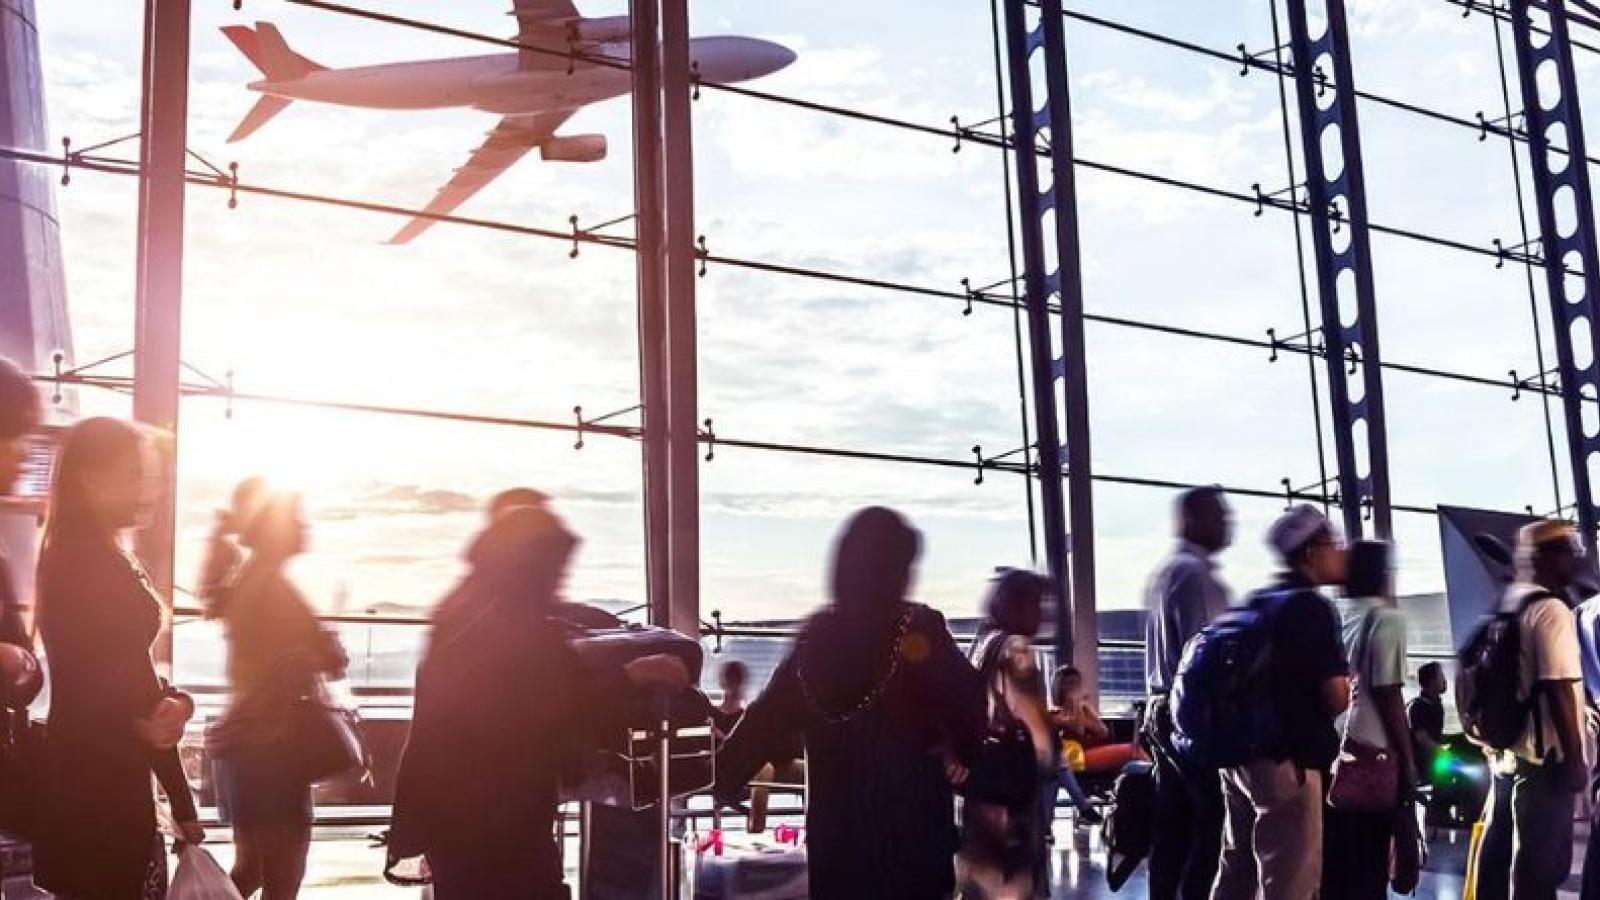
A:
[[1102, 760, 1156, 892], [1170, 589, 1289, 768], [1456, 589, 1556, 751]]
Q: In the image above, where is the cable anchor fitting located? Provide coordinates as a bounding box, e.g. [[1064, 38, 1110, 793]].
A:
[[50, 353, 64, 405], [703, 418, 716, 462], [1251, 181, 1302, 217]]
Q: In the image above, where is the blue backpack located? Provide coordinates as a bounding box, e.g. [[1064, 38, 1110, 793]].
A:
[[1170, 590, 1289, 769]]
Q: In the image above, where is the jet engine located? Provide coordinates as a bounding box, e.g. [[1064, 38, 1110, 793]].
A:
[[541, 134, 607, 163]]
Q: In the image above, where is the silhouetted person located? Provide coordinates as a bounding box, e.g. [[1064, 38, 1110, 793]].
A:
[[1323, 540, 1416, 900], [487, 486, 549, 522], [388, 503, 687, 899], [32, 418, 204, 900], [1408, 662, 1447, 784], [713, 659, 749, 738], [0, 357, 42, 712], [1472, 520, 1588, 900], [0, 358, 43, 840], [196, 475, 268, 617], [959, 568, 1055, 899], [1144, 487, 1232, 900], [1211, 505, 1349, 900], [714, 507, 986, 900], [209, 491, 347, 899]]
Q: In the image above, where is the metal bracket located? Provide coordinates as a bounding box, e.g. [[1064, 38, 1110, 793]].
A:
[[1266, 325, 1325, 362], [567, 212, 637, 259], [1477, 109, 1528, 142], [1281, 474, 1339, 509], [1251, 181, 1307, 217], [572, 403, 641, 450], [1510, 366, 1561, 401], [1493, 236, 1544, 268], [1236, 42, 1295, 77]]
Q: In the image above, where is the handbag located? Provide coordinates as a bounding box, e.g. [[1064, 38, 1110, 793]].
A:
[[283, 683, 366, 784], [1390, 800, 1426, 894], [963, 720, 1039, 807], [1327, 737, 1399, 812], [959, 632, 1042, 808], [1327, 608, 1401, 813]]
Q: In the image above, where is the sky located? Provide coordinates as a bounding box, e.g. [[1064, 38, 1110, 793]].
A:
[[22, 0, 1600, 636]]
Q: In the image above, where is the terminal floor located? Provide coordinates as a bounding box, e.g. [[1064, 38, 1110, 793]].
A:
[[0, 818, 1533, 898]]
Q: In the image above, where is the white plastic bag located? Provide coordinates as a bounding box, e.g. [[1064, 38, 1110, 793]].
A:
[[168, 844, 244, 900]]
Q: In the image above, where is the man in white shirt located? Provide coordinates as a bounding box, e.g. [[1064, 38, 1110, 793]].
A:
[[1470, 520, 1588, 900], [1144, 487, 1233, 900]]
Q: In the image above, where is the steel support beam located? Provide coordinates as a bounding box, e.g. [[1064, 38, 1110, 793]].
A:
[[133, 0, 190, 672], [1285, 0, 1394, 540], [660, 0, 700, 638], [1509, 0, 1600, 555], [1001, 0, 1097, 694], [630, 0, 672, 629]]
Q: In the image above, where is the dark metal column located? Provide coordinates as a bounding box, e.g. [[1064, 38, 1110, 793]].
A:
[[133, 0, 190, 669], [1285, 0, 1394, 540], [1509, 0, 1600, 555], [630, 0, 672, 627], [660, 0, 699, 638], [1001, 0, 1097, 691]]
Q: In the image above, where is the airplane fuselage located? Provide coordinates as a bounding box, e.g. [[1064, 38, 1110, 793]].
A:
[[250, 36, 790, 116]]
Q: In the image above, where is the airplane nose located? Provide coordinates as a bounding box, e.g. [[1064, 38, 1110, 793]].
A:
[[754, 39, 798, 78]]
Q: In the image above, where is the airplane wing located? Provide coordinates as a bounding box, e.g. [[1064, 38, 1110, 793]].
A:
[[511, 0, 580, 69], [385, 110, 574, 246]]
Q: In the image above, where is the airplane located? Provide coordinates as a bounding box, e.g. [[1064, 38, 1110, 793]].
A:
[[222, 0, 796, 244]]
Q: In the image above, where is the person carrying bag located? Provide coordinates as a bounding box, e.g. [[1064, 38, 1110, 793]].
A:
[[1323, 541, 1423, 900]]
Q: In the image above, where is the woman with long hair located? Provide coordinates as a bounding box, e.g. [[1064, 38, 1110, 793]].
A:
[[209, 490, 346, 899], [715, 507, 987, 899], [959, 568, 1057, 900], [32, 417, 203, 900]]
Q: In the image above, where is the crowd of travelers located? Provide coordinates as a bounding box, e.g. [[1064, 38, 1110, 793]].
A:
[[0, 346, 1598, 900]]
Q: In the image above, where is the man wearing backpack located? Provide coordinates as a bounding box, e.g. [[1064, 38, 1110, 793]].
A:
[[1209, 505, 1349, 900], [1144, 487, 1233, 900], [1469, 520, 1588, 900]]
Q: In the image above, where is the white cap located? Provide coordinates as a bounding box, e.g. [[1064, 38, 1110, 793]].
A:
[[1267, 504, 1332, 562]]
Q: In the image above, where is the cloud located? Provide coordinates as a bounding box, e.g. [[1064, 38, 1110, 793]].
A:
[[317, 482, 480, 521]]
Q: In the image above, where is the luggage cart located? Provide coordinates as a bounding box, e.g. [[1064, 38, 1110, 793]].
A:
[[578, 697, 715, 900]]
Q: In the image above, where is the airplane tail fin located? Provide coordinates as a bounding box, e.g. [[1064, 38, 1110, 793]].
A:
[[222, 21, 325, 81], [227, 94, 292, 143], [222, 22, 324, 142]]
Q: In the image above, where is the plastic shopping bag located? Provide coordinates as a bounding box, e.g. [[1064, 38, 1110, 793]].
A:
[[169, 844, 244, 900]]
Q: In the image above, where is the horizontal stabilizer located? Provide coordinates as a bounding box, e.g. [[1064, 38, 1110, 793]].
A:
[[227, 94, 292, 143]]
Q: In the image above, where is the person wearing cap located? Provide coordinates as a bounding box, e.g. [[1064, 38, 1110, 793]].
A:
[[1211, 504, 1349, 900], [1144, 486, 1232, 900], [1470, 519, 1588, 900]]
